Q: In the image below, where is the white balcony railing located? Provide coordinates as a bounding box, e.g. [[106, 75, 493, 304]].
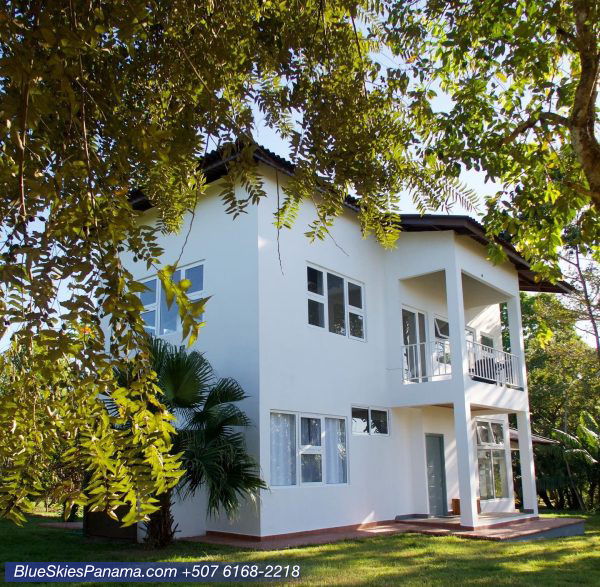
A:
[[402, 340, 452, 383], [466, 341, 523, 389], [401, 339, 524, 389]]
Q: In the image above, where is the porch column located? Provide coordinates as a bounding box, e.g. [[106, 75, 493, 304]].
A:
[[454, 398, 479, 527], [516, 410, 539, 514], [445, 266, 468, 382], [506, 296, 527, 389]]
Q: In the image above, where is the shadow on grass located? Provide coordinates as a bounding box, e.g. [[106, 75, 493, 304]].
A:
[[1, 512, 598, 586]]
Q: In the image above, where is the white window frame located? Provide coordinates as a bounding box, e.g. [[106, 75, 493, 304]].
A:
[[270, 410, 349, 488], [434, 316, 476, 342], [306, 264, 366, 341], [475, 419, 509, 500], [351, 406, 390, 436], [299, 413, 325, 486], [140, 261, 205, 336]]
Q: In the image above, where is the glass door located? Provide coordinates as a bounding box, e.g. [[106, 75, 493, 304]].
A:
[[402, 308, 427, 382]]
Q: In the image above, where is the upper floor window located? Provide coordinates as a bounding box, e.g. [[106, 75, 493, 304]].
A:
[[140, 262, 204, 336], [306, 266, 365, 340]]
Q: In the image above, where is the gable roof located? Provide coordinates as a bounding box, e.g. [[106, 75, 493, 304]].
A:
[[130, 144, 571, 294]]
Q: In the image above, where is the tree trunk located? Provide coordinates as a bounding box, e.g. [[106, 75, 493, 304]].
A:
[[144, 491, 177, 548], [539, 489, 553, 509]]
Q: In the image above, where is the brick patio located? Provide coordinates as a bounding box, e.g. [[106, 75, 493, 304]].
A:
[[183, 516, 585, 550]]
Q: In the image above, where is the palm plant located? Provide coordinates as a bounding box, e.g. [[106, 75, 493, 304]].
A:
[[116, 338, 265, 547], [555, 412, 600, 511]]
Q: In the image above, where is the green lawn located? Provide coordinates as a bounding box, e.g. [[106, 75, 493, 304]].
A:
[[1, 512, 599, 585]]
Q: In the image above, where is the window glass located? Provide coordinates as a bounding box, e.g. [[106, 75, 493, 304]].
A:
[[141, 310, 156, 334], [325, 418, 347, 484], [301, 417, 322, 447], [348, 282, 362, 309], [270, 413, 296, 486], [481, 334, 494, 349], [307, 267, 324, 295], [349, 312, 364, 339], [402, 309, 417, 345], [140, 279, 157, 307], [327, 273, 346, 335], [351, 407, 369, 434], [159, 269, 181, 335], [186, 265, 204, 294], [477, 422, 493, 444], [477, 420, 509, 500], [492, 450, 508, 498], [301, 453, 322, 483], [477, 449, 494, 500], [308, 299, 325, 328], [434, 318, 449, 339], [490, 422, 504, 445], [370, 410, 389, 435]]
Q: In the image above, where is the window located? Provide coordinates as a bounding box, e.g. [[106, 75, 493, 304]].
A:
[[434, 317, 476, 342], [306, 266, 365, 340], [351, 407, 389, 436], [476, 420, 509, 500], [270, 412, 297, 486], [480, 334, 495, 349], [140, 263, 204, 336], [434, 318, 449, 340], [325, 418, 347, 484], [270, 412, 347, 486], [300, 416, 322, 483], [402, 308, 427, 381]]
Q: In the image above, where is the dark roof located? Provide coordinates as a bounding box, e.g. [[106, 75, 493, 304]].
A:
[[394, 215, 572, 294], [130, 145, 571, 294], [509, 428, 558, 446]]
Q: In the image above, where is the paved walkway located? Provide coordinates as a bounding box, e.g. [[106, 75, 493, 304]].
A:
[[184, 517, 585, 550], [38, 521, 84, 530]]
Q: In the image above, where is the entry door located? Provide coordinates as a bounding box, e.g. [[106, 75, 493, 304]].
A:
[[425, 434, 448, 516]]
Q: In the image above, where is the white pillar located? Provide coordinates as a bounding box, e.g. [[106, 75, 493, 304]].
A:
[[454, 398, 479, 527], [506, 296, 527, 389], [516, 410, 538, 514], [445, 266, 468, 383]]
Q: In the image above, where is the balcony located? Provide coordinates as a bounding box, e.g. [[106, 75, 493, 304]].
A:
[[401, 340, 523, 390]]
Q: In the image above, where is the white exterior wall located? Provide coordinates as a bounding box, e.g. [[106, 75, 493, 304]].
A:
[[121, 163, 531, 537], [126, 182, 262, 536], [256, 168, 400, 534]]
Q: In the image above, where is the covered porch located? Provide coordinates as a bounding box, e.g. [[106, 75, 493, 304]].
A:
[[397, 402, 539, 530], [398, 267, 526, 393]]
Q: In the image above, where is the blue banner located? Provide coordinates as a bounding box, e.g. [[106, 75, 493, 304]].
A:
[[5, 562, 301, 582]]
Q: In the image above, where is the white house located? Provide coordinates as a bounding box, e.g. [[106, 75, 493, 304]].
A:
[[122, 147, 569, 541]]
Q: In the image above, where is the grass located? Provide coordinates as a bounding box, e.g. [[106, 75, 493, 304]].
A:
[[0, 512, 599, 585]]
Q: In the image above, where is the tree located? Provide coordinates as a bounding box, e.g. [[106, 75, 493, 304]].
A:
[[519, 292, 599, 509], [560, 234, 600, 361], [122, 339, 265, 548], [0, 0, 475, 525], [386, 0, 600, 271], [555, 412, 600, 509], [521, 293, 598, 437], [2, 0, 597, 525]]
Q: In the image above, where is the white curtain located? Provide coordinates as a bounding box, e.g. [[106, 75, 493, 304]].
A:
[[270, 413, 296, 486], [325, 418, 347, 484]]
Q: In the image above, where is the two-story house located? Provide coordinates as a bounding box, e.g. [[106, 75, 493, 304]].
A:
[[123, 147, 569, 541]]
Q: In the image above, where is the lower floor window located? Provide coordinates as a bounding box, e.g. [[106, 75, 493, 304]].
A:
[[270, 412, 347, 486], [476, 420, 509, 499], [478, 450, 508, 499]]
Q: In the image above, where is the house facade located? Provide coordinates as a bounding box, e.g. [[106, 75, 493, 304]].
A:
[[123, 150, 568, 540]]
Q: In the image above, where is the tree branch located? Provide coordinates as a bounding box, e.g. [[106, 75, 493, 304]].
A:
[[500, 112, 570, 145]]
